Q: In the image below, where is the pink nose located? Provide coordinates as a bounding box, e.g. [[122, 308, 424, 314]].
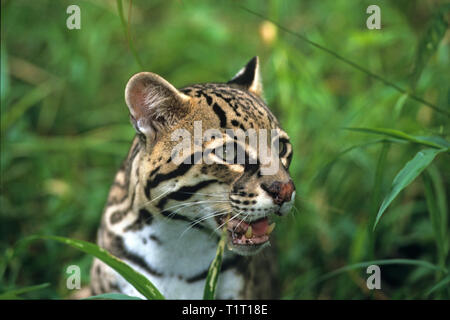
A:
[[261, 180, 295, 205]]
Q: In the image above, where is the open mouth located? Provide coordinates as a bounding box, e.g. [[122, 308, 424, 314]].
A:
[[220, 215, 276, 246]]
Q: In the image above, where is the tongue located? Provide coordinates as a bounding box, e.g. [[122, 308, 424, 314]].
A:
[[250, 218, 269, 236]]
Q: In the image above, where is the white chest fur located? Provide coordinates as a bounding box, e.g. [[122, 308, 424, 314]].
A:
[[104, 215, 245, 299]]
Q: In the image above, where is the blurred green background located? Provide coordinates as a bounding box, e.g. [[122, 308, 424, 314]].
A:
[[1, 0, 449, 299]]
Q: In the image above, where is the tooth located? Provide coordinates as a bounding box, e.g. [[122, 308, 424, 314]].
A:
[[245, 226, 253, 239], [266, 223, 276, 235]]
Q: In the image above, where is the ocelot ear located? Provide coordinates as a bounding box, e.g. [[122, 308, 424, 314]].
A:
[[227, 56, 263, 96], [125, 72, 191, 142]]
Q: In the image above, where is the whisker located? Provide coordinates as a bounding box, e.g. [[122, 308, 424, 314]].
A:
[[175, 191, 229, 198], [141, 188, 172, 206], [207, 210, 245, 242], [233, 211, 250, 232], [213, 211, 242, 233], [178, 210, 229, 239], [163, 200, 230, 218], [190, 211, 226, 225]]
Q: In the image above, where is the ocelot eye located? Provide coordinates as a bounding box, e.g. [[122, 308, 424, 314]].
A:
[[278, 140, 287, 158]]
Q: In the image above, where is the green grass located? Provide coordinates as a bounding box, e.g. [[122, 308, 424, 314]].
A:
[[1, 0, 449, 299]]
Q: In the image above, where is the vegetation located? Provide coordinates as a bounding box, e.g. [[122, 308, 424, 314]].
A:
[[1, 0, 449, 299]]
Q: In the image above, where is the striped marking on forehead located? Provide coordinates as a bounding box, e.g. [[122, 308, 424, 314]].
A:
[[180, 84, 278, 130]]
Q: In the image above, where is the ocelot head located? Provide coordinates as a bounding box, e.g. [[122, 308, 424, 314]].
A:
[[125, 57, 295, 255]]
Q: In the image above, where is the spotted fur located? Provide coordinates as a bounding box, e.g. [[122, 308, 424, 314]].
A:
[[90, 57, 295, 299]]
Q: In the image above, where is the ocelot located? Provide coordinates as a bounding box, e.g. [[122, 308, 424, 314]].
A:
[[90, 57, 295, 299]]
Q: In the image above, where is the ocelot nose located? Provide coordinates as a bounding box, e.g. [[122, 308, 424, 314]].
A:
[[261, 180, 295, 205]]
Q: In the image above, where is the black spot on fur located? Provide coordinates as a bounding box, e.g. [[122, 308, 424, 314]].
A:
[[231, 119, 240, 127], [157, 179, 218, 209], [123, 208, 154, 232], [145, 152, 203, 198], [212, 102, 227, 127], [107, 232, 163, 277], [185, 255, 242, 283]]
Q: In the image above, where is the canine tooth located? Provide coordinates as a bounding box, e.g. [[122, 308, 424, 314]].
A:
[[245, 226, 253, 239], [266, 223, 276, 235]]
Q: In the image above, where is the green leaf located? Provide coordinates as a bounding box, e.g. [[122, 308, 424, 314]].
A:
[[426, 274, 450, 297], [322, 259, 444, 281], [1, 81, 56, 135], [304, 259, 446, 292], [427, 166, 449, 256], [0, 43, 9, 104], [0, 283, 50, 300], [83, 293, 143, 300], [368, 142, 390, 258], [313, 138, 402, 186], [373, 148, 445, 230], [116, 0, 144, 70], [345, 127, 447, 150], [393, 93, 409, 117], [410, 8, 448, 89], [415, 136, 450, 149], [236, 5, 449, 116], [423, 168, 448, 270], [203, 227, 227, 299], [25, 235, 165, 300]]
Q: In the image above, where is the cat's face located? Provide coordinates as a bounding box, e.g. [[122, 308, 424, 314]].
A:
[[126, 57, 295, 255]]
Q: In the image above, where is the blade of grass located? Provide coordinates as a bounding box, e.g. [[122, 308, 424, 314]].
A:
[[1, 80, 56, 134], [368, 142, 390, 258], [345, 127, 447, 150], [313, 138, 404, 186], [426, 165, 449, 257], [0, 43, 9, 104], [23, 235, 164, 300], [203, 224, 228, 300], [423, 169, 447, 275], [393, 93, 409, 117], [396, 6, 448, 117], [236, 5, 449, 116], [373, 148, 446, 231], [0, 283, 50, 300], [416, 136, 450, 149], [304, 259, 446, 292], [116, 0, 144, 70], [0, 248, 14, 282], [83, 293, 143, 300], [409, 8, 448, 90], [10, 137, 131, 157], [426, 274, 450, 297]]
